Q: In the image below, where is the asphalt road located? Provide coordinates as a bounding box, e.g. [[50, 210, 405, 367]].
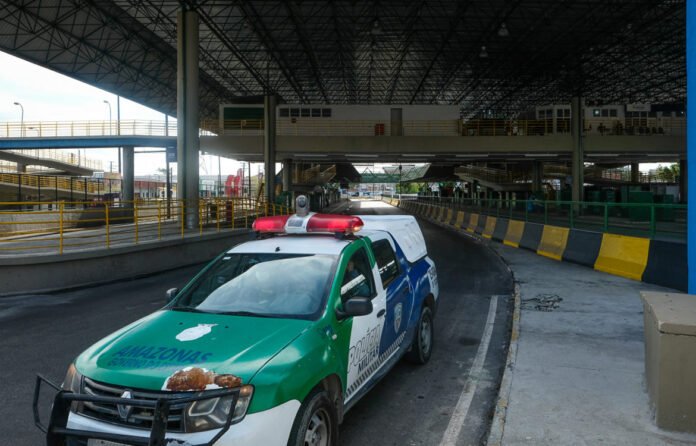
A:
[[0, 199, 513, 446]]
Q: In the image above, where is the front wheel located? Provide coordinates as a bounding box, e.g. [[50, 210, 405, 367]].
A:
[[287, 389, 338, 446], [405, 305, 434, 364]]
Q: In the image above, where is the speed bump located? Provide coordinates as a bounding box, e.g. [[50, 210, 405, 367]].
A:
[[594, 233, 650, 281], [537, 225, 570, 261]]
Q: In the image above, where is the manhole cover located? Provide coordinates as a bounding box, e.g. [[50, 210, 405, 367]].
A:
[[521, 294, 562, 312]]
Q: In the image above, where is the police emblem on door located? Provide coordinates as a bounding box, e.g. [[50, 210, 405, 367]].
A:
[[394, 303, 403, 333]]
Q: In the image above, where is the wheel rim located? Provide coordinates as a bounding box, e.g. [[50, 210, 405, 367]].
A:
[[420, 314, 432, 355], [304, 407, 330, 446]]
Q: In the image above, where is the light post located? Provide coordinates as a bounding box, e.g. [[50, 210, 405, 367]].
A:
[[103, 100, 112, 135], [398, 164, 403, 200], [13, 102, 24, 137]]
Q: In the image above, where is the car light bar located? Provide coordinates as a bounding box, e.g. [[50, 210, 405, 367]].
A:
[[253, 214, 364, 235], [306, 214, 364, 234], [252, 215, 290, 232]]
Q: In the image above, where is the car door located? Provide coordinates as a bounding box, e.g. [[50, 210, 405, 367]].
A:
[[370, 236, 413, 356], [339, 245, 387, 402]]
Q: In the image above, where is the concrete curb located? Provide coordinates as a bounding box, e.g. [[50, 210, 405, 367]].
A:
[[486, 282, 520, 446]]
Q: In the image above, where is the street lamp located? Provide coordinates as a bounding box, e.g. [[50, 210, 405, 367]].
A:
[[103, 100, 112, 135], [13, 102, 24, 137]]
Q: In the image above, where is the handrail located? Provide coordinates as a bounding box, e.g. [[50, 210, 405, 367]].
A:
[[1, 117, 686, 138], [408, 196, 685, 241], [0, 197, 294, 255]]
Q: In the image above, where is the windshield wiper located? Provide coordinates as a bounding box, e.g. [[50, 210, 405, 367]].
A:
[[170, 306, 211, 314], [218, 310, 275, 318]]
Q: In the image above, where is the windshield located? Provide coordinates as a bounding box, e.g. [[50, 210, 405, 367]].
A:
[[170, 253, 337, 320]]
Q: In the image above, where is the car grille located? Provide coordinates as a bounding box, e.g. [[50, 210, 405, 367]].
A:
[[78, 377, 188, 432]]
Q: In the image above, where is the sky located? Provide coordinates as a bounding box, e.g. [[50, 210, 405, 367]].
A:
[[0, 50, 247, 177]]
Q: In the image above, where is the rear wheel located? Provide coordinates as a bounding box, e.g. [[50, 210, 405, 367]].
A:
[[406, 305, 434, 364], [287, 388, 338, 446]]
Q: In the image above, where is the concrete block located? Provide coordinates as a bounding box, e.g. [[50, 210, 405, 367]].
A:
[[537, 225, 570, 261], [641, 292, 696, 433], [643, 240, 687, 292], [594, 233, 650, 281], [519, 221, 543, 251], [492, 218, 509, 242], [563, 228, 603, 267]]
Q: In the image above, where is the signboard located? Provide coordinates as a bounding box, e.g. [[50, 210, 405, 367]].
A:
[[166, 146, 177, 163], [627, 103, 651, 112]]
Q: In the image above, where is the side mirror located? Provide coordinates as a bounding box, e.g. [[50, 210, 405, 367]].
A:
[[165, 288, 179, 303], [336, 297, 373, 320]]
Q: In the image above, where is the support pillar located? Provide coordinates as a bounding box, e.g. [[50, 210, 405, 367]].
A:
[[177, 9, 200, 229], [631, 162, 640, 183], [122, 146, 134, 203], [264, 95, 277, 204], [571, 96, 584, 202]]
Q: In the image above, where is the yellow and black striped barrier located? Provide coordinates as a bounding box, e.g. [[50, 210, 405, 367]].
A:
[[397, 199, 686, 291]]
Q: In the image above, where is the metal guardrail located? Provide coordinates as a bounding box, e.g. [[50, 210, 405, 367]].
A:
[[0, 197, 294, 255], [0, 120, 217, 138], [405, 196, 686, 241]]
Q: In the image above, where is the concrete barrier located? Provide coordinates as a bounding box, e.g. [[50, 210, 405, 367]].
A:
[[406, 202, 685, 290], [594, 233, 650, 281], [0, 229, 251, 296], [482, 216, 497, 239], [536, 225, 570, 261], [453, 210, 465, 228], [519, 222, 544, 251], [563, 228, 603, 267], [466, 213, 479, 233], [492, 218, 509, 242], [642, 240, 688, 291], [504, 220, 525, 247], [476, 214, 488, 234]]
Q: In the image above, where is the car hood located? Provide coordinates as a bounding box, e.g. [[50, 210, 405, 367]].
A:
[[75, 310, 312, 391]]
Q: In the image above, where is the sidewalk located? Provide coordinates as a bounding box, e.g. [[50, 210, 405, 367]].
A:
[[490, 243, 696, 446]]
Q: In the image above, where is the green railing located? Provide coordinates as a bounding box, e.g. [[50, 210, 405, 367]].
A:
[[410, 196, 686, 241]]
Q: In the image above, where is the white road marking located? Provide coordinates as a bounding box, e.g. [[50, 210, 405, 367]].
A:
[[439, 294, 499, 446]]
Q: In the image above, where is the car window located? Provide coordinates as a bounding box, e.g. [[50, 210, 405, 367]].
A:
[[340, 248, 374, 301], [372, 239, 400, 287], [171, 253, 337, 320]]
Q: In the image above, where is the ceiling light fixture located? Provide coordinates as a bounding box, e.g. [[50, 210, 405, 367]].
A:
[[498, 23, 509, 37], [371, 18, 382, 36], [479, 46, 488, 58]]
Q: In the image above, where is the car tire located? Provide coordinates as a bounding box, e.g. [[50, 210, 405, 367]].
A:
[[287, 388, 338, 446], [405, 305, 434, 364]]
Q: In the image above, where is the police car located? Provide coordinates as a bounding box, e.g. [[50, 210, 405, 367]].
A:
[[34, 196, 439, 446]]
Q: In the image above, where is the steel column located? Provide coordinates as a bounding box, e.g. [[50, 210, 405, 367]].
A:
[[688, 0, 695, 293], [264, 95, 277, 204], [177, 9, 200, 229], [122, 146, 135, 202]]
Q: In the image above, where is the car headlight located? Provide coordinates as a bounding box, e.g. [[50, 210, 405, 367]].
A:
[[62, 363, 83, 393], [184, 385, 254, 432], [62, 363, 83, 413]]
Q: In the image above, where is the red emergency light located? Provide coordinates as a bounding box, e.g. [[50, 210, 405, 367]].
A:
[[252, 215, 290, 232], [252, 214, 364, 235], [306, 214, 364, 234]]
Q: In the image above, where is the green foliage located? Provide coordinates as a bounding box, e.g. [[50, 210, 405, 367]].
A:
[[654, 163, 679, 182]]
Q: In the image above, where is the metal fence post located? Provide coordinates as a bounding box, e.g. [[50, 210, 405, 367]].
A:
[[650, 205, 656, 238], [105, 203, 110, 248], [544, 200, 548, 225], [603, 203, 609, 233], [180, 201, 185, 238], [134, 201, 139, 244], [58, 202, 64, 254], [157, 201, 162, 240]]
